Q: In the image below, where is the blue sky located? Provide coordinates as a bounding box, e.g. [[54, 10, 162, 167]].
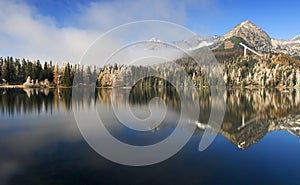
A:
[[0, 0, 299, 62], [26, 0, 300, 38]]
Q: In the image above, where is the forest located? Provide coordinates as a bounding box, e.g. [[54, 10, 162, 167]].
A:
[[0, 53, 300, 88]]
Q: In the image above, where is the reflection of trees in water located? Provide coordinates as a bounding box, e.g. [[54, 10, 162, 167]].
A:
[[96, 88, 113, 108], [99, 85, 300, 127], [192, 88, 300, 149], [2, 86, 300, 150], [214, 88, 300, 150], [95, 78, 197, 113], [1, 87, 300, 124], [71, 87, 96, 111], [0, 88, 55, 116], [196, 88, 300, 128], [128, 77, 180, 111], [95, 87, 300, 150], [0, 88, 76, 116], [220, 111, 300, 150], [221, 88, 300, 133]]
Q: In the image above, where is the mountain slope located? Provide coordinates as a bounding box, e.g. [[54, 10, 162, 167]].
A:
[[212, 36, 250, 51], [222, 20, 272, 53]]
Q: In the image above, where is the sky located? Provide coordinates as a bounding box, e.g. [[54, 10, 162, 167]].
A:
[[0, 0, 299, 63]]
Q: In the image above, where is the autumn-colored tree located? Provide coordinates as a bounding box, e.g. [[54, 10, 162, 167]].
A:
[[53, 63, 59, 85]]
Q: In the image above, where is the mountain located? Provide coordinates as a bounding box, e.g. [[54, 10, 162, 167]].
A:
[[271, 36, 300, 57], [133, 36, 220, 52], [220, 111, 300, 149], [221, 20, 272, 53], [133, 20, 300, 58], [209, 20, 300, 58], [172, 35, 220, 51], [291, 34, 300, 42]]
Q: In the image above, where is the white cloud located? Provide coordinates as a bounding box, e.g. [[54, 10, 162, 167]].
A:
[[0, 0, 98, 62], [76, 0, 188, 30], [75, 0, 221, 30], [0, 0, 217, 63]]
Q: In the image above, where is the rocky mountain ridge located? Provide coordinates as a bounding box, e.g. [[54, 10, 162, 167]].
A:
[[135, 20, 299, 58], [218, 20, 300, 57], [188, 20, 300, 57], [221, 20, 272, 53], [271, 37, 300, 57]]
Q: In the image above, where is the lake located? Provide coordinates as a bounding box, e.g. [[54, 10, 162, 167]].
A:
[[0, 87, 300, 185]]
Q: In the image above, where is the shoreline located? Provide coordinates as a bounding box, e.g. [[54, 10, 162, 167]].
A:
[[0, 84, 299, 90], [0, 85, 56, 89]]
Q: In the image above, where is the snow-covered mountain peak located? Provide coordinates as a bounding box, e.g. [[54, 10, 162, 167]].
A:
[[222, 20, 272, 52], [291, 34, 300, 42]]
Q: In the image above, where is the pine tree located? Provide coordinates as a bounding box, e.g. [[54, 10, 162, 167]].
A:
[[15, 59, 25, 83], [70, 64, 76, 84], [40, 61, 48, 80], [62, 63, 71, 86], [21, 59, 27, 79], [33, 60, 42, 80], [47, 61, 54, 82], [25, 60, 33, 80], [1, 57, 16, 83], [8, 57, 16, 83]]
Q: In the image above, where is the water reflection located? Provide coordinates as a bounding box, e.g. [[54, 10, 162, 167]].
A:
[[0, 88, 72, 116], [218, 88, 300, 149], [0, 87, 300, 149], [1, 87, 300, 184]]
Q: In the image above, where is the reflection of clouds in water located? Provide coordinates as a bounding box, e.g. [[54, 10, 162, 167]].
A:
[[0, 161, 19, 185], [0, 114, 80, 183]]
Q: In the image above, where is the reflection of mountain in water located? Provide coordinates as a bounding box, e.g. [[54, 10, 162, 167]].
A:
[[197, 88, 300, 149], [219, 111, 300, 149], [86, 87, 300, 149], [269, 112, 300, 137], [218, 88, 300, 149]]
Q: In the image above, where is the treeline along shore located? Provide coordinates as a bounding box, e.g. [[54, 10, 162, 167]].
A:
[[0, 52, 300, 89]]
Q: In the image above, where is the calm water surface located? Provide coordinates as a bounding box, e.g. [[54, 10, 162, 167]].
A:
[[0, 87, 300, 185]]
